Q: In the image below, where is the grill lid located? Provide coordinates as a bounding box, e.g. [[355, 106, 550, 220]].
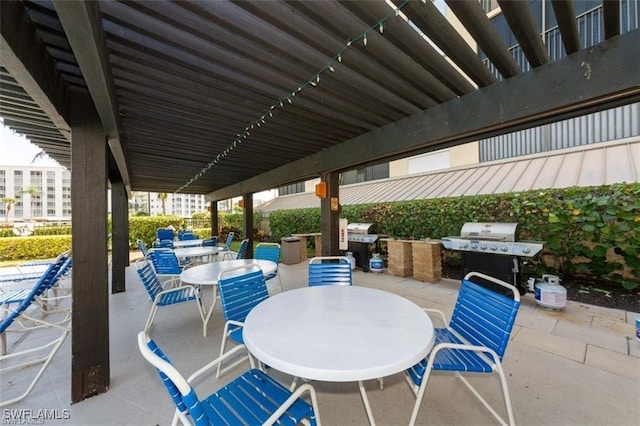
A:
[[347, 223, 376, 235], [460, 222, 517, 242]]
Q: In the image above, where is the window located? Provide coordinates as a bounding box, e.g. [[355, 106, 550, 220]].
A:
[[278, 182, 305, 196]]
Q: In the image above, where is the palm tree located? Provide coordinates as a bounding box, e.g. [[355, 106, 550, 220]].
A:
[[157, 192, 168, 215], [21, 185, 39, 219], [1, 197, 16, 223]]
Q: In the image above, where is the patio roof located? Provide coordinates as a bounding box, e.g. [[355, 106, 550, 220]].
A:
[[1, 1, 639, 199]]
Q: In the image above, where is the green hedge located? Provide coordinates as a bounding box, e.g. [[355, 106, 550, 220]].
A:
[[0, 235, 72, 261], [269, 183, 640, 290]]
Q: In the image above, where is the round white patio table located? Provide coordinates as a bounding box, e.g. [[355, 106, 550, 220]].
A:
[[243, 285, 434, 425], [180, 259, 277, 337], [173, 246, 220, 263], [173, 238, 204, 248]]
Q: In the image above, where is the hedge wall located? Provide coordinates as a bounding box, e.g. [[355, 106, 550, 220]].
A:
[[269, 183, 640, 290], [0, 235, 72, 261]]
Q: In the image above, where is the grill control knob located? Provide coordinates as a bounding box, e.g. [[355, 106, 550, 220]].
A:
[[461, 243, 468, 249], [501, 246, 508, 252], [522, 247, 531, 254], [470, 244, 478, 250], [480, 245, 487, 250], [490, 245, 497, 251]]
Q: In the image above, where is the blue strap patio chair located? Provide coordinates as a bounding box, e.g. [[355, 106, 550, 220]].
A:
[[148, 250, 185, 283], [178, 232, 197, 241], [200, 237, 218, 262], [156, 228, 174, 243], [202, 236, 218, 247], [405, 272, 521, 426], [136, 240, 150, 258], [0, 256, 72, 320], [153, 239, 174, 249], [255, 242, 284, 293], [216, 263, 269, 378], [308, 256, 352, 286], [235, 238, 249, 260], [137, 332, 320, 426], [219, 231, 235, 259], [135, 259, 204, 334], [0, 254, 72, 407]]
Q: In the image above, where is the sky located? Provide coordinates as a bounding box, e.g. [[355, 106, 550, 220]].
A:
[[0, 122, 277, 200], [0, 122, 60, 167]]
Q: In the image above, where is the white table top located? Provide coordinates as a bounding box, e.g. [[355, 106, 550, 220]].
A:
[[243, 286, 434, 382], [172, 239, 205, 248], [172, 246, 220, 260], [180, 259, 277, 286]]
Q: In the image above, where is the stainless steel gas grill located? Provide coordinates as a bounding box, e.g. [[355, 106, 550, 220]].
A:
[[347, 223, 381, 268], [442, 222, 544, 295]]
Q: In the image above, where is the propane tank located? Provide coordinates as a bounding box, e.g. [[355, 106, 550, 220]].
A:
[[527, 274, 567, 310], [345, 252, 356, 271], [369, 253, 384, 273]]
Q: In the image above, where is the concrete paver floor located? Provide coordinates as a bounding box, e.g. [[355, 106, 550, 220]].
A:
[[2, 260, 639, 425]]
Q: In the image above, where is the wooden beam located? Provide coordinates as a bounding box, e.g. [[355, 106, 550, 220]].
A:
[[603, 0, 621, 39], [70, 90, 109, 402], [551, 0, 581, 54], [445, 0, 522, 78], [242, 194, 254, 259], [110, 169, 128, 293], [210, 201, 219, 237], [397, 0, 497, 88], [53, 0, 131, 194], [497, 0, 550, 67], [207, 29, 640, 201], [320, 172, 340, 256], [0, 0, 70, 138]]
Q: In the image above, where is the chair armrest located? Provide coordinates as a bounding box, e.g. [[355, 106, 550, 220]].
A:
[[263, 382, 319, 426], [186, 344, 249, 385], [428, 341, 502, 365], [226, 319, 244, 328], [160, 277, 182, 290], [153, 284, 198, 302], [423, 308, 448, 326]]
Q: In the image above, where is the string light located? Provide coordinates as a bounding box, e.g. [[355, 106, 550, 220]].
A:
[[174, 0, 411, 193]]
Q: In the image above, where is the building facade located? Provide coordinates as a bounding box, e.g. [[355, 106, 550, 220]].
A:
[[0, 165, 71, 221]]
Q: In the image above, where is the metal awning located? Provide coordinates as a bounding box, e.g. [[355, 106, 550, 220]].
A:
[[257, 138, 640, 212]]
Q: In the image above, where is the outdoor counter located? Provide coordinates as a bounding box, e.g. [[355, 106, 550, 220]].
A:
[[381, 238, 442, 283]]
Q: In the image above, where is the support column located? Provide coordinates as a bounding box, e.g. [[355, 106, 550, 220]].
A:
[[242, 193, 253, 258], [320, 171, 340, 256], [210, 200, 218, 237], [70, 91, 109, 402], [110, 172, 128, 293]]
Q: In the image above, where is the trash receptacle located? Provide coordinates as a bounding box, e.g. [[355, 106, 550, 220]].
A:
[[281, 237, 301, 264]]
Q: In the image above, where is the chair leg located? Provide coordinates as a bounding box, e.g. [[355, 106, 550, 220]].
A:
[[216, 333, 228, 378], [144, 305, 158, 333], [0, 328, 69, 408], [455, 368, 515, 426], [277, 274, 284, 293], [408, 366, 435, 426]]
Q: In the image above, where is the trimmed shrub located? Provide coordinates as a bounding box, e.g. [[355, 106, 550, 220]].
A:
[[268, 183, 640, 290], [0, 235, 72, 261]]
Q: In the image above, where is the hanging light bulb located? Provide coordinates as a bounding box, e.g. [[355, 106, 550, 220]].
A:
[[379, 23, 384, 33], [363, 33, 367, 46]]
